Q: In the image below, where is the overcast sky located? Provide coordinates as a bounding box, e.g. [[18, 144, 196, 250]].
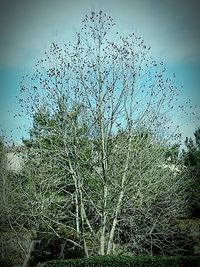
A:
[[0, 0, 200, 143]]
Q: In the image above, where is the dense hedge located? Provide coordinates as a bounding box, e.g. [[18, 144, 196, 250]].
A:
[[0, 259, 13, 267], [43, 255, 200, 267]]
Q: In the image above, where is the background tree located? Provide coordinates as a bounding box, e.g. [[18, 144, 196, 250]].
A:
[[182, 127, 200, 217], [17, 10, 191, 258]]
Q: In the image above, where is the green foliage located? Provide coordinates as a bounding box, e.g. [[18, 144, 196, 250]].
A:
[[182, 127, 200, 216], [183, 128, 200, 169], [164, 144, 180, 162], [20, 105, 91, 261], [21, 110, 191, 256], [43, 256, 200, 267], [0, 138, 4, 162]]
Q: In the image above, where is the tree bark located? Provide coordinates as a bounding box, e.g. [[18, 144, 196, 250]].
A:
[[100, 185, 108, 255]]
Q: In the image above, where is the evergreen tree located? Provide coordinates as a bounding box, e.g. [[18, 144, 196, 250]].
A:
[[182, 127, 200, 216]]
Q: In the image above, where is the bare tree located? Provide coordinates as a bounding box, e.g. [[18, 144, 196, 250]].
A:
[[18, 11, 191, 257]]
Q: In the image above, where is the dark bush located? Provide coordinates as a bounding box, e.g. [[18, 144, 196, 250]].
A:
[[43, 255, 200, 267], [0, 259, 13, 267], [29, 235, 84, 267]]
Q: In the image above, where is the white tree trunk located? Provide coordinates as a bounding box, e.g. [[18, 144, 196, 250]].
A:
[[75, 192, 80, 235], [100, 185, 108, 255]]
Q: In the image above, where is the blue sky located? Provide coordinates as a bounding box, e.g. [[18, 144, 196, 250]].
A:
[[0, 0, 199, 144]]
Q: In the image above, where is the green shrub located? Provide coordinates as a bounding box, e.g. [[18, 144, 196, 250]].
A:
[[43, 255, 200, 267], [0, 259, 13, 267]]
